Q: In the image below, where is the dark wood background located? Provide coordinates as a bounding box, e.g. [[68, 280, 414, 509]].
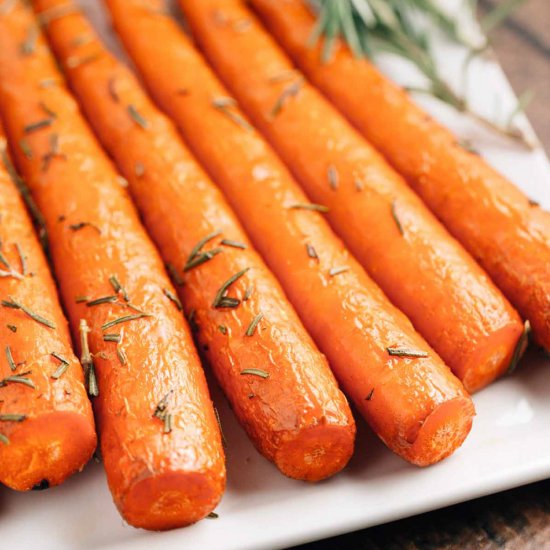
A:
[[293, 1, 550, 548]]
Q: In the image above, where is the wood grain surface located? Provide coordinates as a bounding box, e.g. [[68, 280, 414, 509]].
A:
[[293, 1, 550, 548]]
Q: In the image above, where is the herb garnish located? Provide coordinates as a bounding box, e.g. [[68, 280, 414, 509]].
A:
[[5, 346, 16, 371], [386, 347, 429, 358], [218, 325, 227, 335], [20, 25, 39, 56], [212, 97, 253, 131], [185, 230, 223, 272], [101, 313, 151, 331], [51, 352, 70, 379], [153, 390, 173, 434], [240, 368, 269, 379], [166, 263, 184, 286], [212, 268, 249, 308], [507, 320, 531, 374], [245, 313, 264, 337], [103, 333, 121, 343], [116, 345, 127, 366], [288, 202, 329, 213], [0, 372, 35, 389], [270, 77, 304, 118], [79, 319, 98, 397], [163, 288, 182, 311], [1, 297, 56, 329], [15, 243, 27, 276], [220, 239, 247, 250], [127, 105, 149, 129], [19, 138, 33, 159], [66, 53, 101, 69], [243, 286, 253, 301], [108, 77, 119, 103], [306, 243, 318, 259], [391, 199, 404, 235], [24, 118, 53, 134], [86, 295, 118, 307], [6, 324, 17, 333], [108, 274, 130, 302], [0, 413, 26, 422], [327, 164, 339, 190]]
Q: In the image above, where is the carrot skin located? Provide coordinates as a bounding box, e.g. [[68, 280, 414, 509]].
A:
[[178, 0, 525, 393], [106, 0, 475, 466], [0, 4, 224, 529], [250, 0, 550, 352], [0, 133, 96, 491], [34, 0, 356, 481]]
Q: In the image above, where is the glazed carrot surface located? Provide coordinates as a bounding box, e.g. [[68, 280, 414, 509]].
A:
[[0, 2, 225, 530], [0, 130, 96, 491], [179, 0, 526, 393], [34, 0, 356, 482], [250, 0, 550, 353], [106, 0, 476, 466]]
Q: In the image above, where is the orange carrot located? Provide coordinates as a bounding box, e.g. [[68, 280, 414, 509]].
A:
[[33, 0, 356, 481], [0, 3, 224, 530], [106, 0, 476, 466], [0, 130, 95, 491], [250, 0, 550, 352], [179, 0, 526, 392]]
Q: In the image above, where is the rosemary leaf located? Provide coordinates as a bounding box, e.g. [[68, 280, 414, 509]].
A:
[[0, 413, 26, 422], [6, 324, 17, 333], [212, 268, 250, 308], [86, 295, 118, 307], [103, 333, 121, 343], [306, 243, 318, 259], [218, 325, 228, 335], [270, 77, 304, 118], [127, 104, 149, 129], [1, 297, 56, 329], [101, 313, 152, 331], [390, 199, 404, 235], [5, 346, 16, 371], [163, 288, 183, 311], [386, 347, 429, 358], [507, 320, 531, 374], [288, 202, 329, 213], [240, 368, 269, 379], [220, 239, 247, 250], [366, 388, 374, 401], [0, 373, 36, 389], [245, 313, 264, 337]]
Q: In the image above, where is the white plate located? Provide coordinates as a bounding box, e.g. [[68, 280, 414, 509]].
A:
[[1, 2, 549, 549]]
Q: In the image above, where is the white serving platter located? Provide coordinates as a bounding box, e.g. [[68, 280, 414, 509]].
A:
[[1, 1, 549, 549]]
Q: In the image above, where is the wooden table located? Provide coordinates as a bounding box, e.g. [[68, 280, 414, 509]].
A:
[[294, 1, 550, 548]]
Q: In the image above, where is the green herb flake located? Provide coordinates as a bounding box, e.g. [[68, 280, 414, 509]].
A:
[[212, 267, 250, 308], [329, 266, 349, 277], [163, 288, 182, 311], [212, 97, 253, 131], [153, 390, 173, 434], [507, 320, 531, 375], [101, 313, 152, 331], [288, 202, 329, 213], [220, 239, 247, 250], [391, 199, 404, 235], [240, 368, 269, 379], [1, 297, 56, 329], [0, 413, 26, 422], [245, 313, 264, 337], [86, 295, 118, 307], [127, 104, 149, 129], [19, 138, 33, 159], [306, 243, 318, 259], [270, 77, 304, 118], [386, 347, 429, 358], [5, 346, 16, 371], [103, 333, 121, 343]]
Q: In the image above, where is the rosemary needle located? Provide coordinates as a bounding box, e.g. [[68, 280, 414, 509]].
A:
[[101, 313, 152, 331], [5, 346, 16, 371], [1, 297, 56, 329], [386, 347, 429, 358], [212, 268, 250, 308], [245, 313, 264, 337], [240, 368, 269, 379]]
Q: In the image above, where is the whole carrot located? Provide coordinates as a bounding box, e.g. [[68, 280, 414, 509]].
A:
[[0, 132, 95, 491], [179, 0, 526, 391], [34, 0, 356, 481], [106, 0, 476, 466], [250, 0, 550, 352], [0, 3, 224, 530]]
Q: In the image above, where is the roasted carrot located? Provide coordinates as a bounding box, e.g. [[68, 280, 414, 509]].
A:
[[250, 0, 550, 353], [34, 0, 356, 481], [0, 3, 224, 530], [179, 0, 526, 392], [106, 0, 476, 466], [0, 129, 95, 491]]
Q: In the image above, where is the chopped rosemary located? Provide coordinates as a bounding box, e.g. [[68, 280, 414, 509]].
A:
[[108, 77, 119, 103], [5, 346, 16, 371], [0, 372, 36, 389], [306, 243, 318, 259], [153, 390, 173, 434], [41, 133, 65, 172], [79, 319, 98, 397], [103, 333, 121, 343], [212, 268, 249, 308], [212, 97, 252, 131], [0, 433, 8, 445], [220, 239, 247, 250], [329, 266, 349, 277], [218, 325, 227, 335], [386, 347, 429, 358], [109, 274, 129, 302], [366, 388, 374, 401], [6, 324, 17, 333], [116, 345, 127, 366], [163, 288, 182, 311], [1, 297, 56, 329], [327, 164, 339, 190], [0, 413, 26, 422], [20, 25, 39, 56], [24, 120, 53, 135], [15, 243, 27, 276], [243, 286, 253, 301], [245, 313, 264, 336], [69, 221, 101, 233], [270, 77, 304, 118], [0, 248, 9, 269], [391, 199, 404, 235], [240, 368, 269, 379], [86, 295, 118, 307], [507, 320, 531, 375], [75, 295, 90, 303], [127, 104, 149, 129], [19, 138, 33, 159], [51, 352, 70, 379], [207, 512, 219, 519], [213, 406, 226, 446], [184, 248, 223, 272], [288, 202, 329, 213], [101, 313, 151, 331], [166, 263, 184, 286]]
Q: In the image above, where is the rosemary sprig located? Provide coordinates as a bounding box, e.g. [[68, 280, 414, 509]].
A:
[[7, 324, 17, 333], [15, 243, 27, 276], [185, 230, 224, 272], [306, 243, 318, 259], [390, 199, 404, 235], [212, 268, 250, 308], [329, 266, 349, 277], [1, 297, 56, 329], [307, 0, 534, 147], [24, 118, 53, 134], [86, 295, 118, 307], [103, 333, 121, 343], [386, 347, 429, 358], [507, 320, 530, 374]]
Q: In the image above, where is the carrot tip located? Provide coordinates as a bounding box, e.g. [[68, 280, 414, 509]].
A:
[[119, 469, 225, 531], [405, 396, 475, 467], [274, 422, 355, 482], [0, 411, 96, 491]]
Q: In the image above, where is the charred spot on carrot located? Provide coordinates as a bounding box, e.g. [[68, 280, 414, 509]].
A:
[[6, 325, 17, 333], [69, 221, 101, 234]]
